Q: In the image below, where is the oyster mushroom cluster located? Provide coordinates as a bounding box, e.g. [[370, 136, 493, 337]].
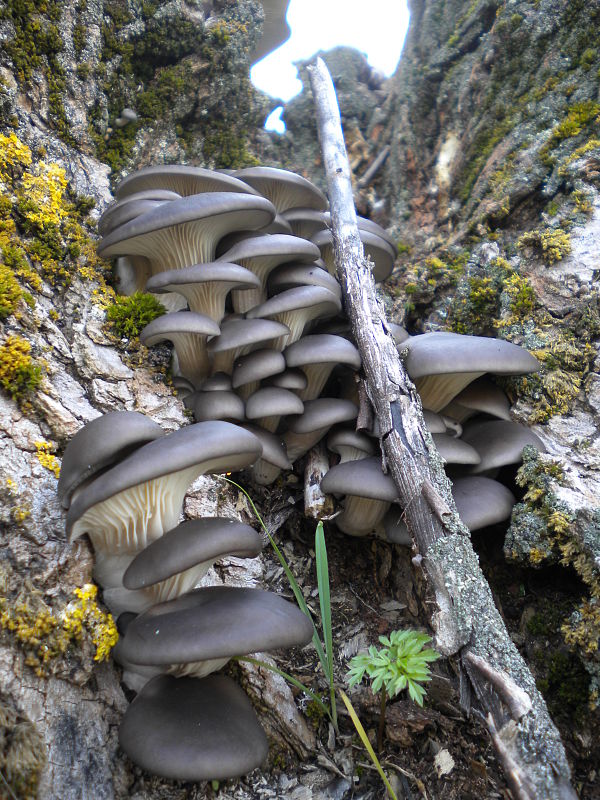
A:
[[58, 414, 312, 780]]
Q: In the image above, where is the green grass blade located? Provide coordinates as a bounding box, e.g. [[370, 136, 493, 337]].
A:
[[315, 521, 337, 730], [235, 656, 331, 720], [221, 477, 329, 671], [339, 690, 399, 800]]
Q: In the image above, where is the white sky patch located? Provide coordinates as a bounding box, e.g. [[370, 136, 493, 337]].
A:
[[251, 0, 409, 107]]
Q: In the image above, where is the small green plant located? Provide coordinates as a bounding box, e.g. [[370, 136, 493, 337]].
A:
[[348, 629, 440, 751], [105, 292, 165, 340]]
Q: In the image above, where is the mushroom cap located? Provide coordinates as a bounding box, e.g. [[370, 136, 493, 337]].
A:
[[389, 322, 410, 345], [442, 376, 511, 422], [287, 398, 358, 434], [119, 586, 314, 665], [114, 165, 262, 200], [321, 457, 398, 502], [284, 334, 361, 371], [233, 167, 328, 212], [261, 213, 293, 234], [66, 422, 262, 538], [452, 476, 516, 531], [217, 233, 321, 273], [403, 332, 540, 379], [98, 191, 181, 236], [140, 311, 220, 346], [246, 285, 341, 324], [58, 412, 165, 509], [240, 424, 292, 470], [281, 208, 329, 240], [208, 318, 291, 357], [246, 387, 304, 420], [146, 262, 261, 296], [119, 674, 268, 780], [123, 518, 262, 590], [232, 349, 286, 389], [97, 193, 276, 266], [199, 372, 233, 391], [423, 410, 448, 434], [191, 390, 246, 422], [461, 420, 545, 474], [431, 433, 481, 465], [264, 368, 308, 391], [327, 429, 376, 460], [312, 229, 395, 282], [268, 262, 342, 298]]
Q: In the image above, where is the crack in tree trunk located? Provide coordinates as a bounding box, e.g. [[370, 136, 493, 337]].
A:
[[308, 56, 577, 800]]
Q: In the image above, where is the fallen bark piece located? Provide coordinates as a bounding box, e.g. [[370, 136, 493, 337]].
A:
[[308, 56, 576, 800]]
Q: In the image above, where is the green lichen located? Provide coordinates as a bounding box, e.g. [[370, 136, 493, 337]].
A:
[[517, 228, 572, 264], [540, 100, 600, 164], [105, 291, 165, 340], [0, 336, 43, 404]]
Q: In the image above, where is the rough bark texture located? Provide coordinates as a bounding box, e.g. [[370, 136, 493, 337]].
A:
[[308, 56, 576, 800]]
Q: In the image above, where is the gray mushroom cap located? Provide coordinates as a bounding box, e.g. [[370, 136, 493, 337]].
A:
[[191, 390, 245, 422], [97, 193, 276, 268], [232, 348, 286, 389], [312, 229, 396, 282], [208, 318, 291, 374], [265, 368, 308, 391], [441, 376, 511, 423], [199, 372, 232, 391], [240, 423, 292, 471], [431, 433, 481, 465], [327, 429, 376, 462], [66, 422, 262, 539], [251, 0, 292, 63], [233, 166, 328, 212], [287, 398, 358, 434], [452, 476, 516, 531], [402, 332, 540, 413], [246, 286, 341, 348], [268, 262, 342, 299], [114, 165, 262, 200], [119, 674, 268, 780], [98, 190, 181, 236], [389, 322, 410, 345], [246, 387, 304, 428], [423, 410, 448, 434], [281, 208, 329, 240], [58, 412, 165, 510], [123, 518, 262, 590], [462, 420, 546, 474], [321, 457, 398, 502], [119, 586, 314, 666], [285, 333, 361, 371], [145, 262, 261, 322]]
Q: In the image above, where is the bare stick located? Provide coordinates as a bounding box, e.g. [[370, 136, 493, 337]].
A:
[[304, 443, 334, 519], [308, 56, 576, 800]]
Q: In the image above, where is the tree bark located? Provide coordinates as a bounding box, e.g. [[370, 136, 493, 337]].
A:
[[308, 56, 576, 800]]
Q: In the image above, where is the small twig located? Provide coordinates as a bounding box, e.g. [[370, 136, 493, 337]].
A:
[[356, 378, 374, 432], [464, 652, 532, 721], [358, 145, 390, 188], [381, 760, 429, 800], [485, 714, 536, 800], [420, 478, 452, 524], [377, 685, 387, 753], [348, 583, 381, 616], [317, 750, 349, 780]]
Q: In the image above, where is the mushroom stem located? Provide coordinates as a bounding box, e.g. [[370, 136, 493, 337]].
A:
[[334, 496, 391, 537]]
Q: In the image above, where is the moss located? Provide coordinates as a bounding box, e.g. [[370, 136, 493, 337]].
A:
[[0, 336, 43, 404], [534, 649, 590, 720], [105, 291, 165, 340], [517, 228, 572, 264], [0, 262, 23, 319], [540, 100, 600, 164], [579, 47, 597, 70]]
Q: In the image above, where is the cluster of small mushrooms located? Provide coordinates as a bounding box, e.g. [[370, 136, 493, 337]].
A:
[[58, 164, 545, 782]]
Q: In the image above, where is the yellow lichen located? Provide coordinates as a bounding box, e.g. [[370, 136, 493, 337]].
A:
[[34, 440, 60, 478], [517, 228, 572, 264], [19, 161, 68, 229], [0, 335, 43, 404]]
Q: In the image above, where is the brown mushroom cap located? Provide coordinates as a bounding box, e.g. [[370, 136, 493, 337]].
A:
[[119, 674, 268, 780], [123, 518, 262, 590], [114, 165, 262, 200], [312, 229, 395, 282], [66, 422, 262, 554], [246, 286, 341, 349], [233, 166, 328, 213], [402, 332, 540, 412], [145, 263, 260, 323], [119, 586, 314, 666], [140, 311, 220, 388], [98, 193, 276, 270], [58, 412, 165, 510], [461, 420, 545, 474]]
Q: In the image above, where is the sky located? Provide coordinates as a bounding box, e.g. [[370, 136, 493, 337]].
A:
[[251, 0, 409, 132]]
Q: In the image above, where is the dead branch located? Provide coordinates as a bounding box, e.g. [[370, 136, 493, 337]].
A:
[[308, 56, 576, 800]]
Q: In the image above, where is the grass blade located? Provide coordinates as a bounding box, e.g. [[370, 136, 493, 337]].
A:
[[315, 521, 337, 730], [221, 477, 329, 672], [339, 690, 399, 800]]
